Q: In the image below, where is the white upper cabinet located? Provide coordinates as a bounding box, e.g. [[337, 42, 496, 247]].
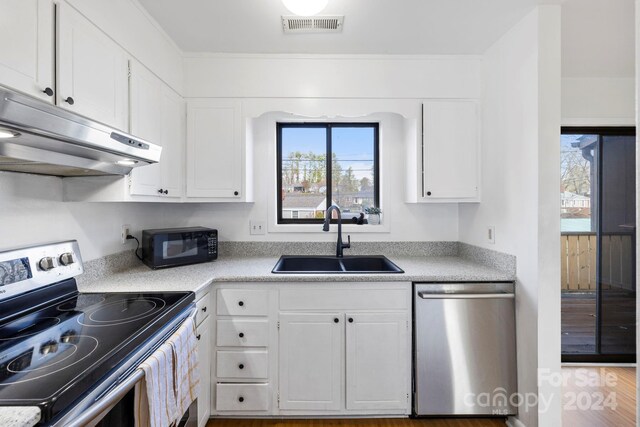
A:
[[0, 0, 54, 102], [57, 1, 129, 130], [186, 99, 244, 200], [129, 61, 184, 198], [421, 99, 480, 202]]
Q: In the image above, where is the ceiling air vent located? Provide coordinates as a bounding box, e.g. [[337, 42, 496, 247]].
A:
[[282, 15, 344, 34]]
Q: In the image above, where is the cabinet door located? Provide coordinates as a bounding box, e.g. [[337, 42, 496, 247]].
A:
[[196, 317, 211, 427], [345, 312, 408, 411], [422, 100, 479, 200], [57, 2, 128, 130], [159, 86, 184, 198], [186, 100, 243, 199], [0, 0, 54, 102], [278, 313, 343, 411], [129, 62, 162, 196]]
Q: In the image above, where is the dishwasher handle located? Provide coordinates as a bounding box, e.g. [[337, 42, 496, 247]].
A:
[[417, 291, 514, 299]]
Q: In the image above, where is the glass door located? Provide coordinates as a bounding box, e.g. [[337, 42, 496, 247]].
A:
[[561, 127, 636, 363]]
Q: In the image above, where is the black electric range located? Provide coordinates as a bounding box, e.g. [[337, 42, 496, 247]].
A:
[[0, 241, 194, 425]]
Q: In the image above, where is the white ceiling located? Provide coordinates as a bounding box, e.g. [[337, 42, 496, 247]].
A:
[[138, 0, 539, 55], [561, 0, 635, 78]]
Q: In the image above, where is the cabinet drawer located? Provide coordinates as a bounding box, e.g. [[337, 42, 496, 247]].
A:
[[217, 319, 269, 347], [216, 383, 269, 411], [195, 292, 211, 326], [217, 289, 268, 316], [217, 350, 268, 379]]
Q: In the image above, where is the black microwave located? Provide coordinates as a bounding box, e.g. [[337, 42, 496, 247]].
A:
[[141, 227, 217, 269]]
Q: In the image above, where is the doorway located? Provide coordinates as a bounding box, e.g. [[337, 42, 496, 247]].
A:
[[560, 127, 636, 363]]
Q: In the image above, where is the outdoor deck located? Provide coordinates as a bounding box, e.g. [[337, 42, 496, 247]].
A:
[[561, 291, 635, 355]]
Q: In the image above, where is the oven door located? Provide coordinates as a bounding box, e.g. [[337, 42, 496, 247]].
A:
[[52, 306, 197, 427]]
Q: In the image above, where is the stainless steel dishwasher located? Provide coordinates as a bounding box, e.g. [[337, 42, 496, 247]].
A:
[[414, 283, 517, 416]]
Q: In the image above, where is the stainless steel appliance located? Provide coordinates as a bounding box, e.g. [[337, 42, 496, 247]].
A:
[[0, 86, 161, 176], [413, 283, 517, 416], [0, 241, 197, 426], [142, 227, 218, 269]]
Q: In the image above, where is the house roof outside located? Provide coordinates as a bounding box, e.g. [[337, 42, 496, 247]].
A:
[[283, 193, 326, 209]]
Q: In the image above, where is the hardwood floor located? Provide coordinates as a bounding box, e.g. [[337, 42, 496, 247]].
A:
[[562, 366, 636, 427], [207, 419, 506, 427]]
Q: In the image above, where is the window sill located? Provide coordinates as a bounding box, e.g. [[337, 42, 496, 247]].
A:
[[268, 222, 390, 234]]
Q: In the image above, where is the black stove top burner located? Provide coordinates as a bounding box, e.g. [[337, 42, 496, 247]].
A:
[[0, 279, 194, 423]]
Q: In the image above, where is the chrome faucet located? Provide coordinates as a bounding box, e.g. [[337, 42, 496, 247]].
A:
[[323, 204, 351, 257]]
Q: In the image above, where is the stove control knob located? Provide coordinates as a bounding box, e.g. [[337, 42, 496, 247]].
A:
[[59, 253, 74, 266], [39, 257, 55, 271], [40, 340, 59, 355]]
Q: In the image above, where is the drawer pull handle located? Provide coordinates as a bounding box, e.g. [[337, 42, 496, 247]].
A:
[[238, 396, 245, 403], [201, 306, 207, 312], [196, 334, 201, 340], [238, 332, 245, 338], [238, 301, 244, 307], [238, 363, 244, 370], [334, 318, 339, 323]]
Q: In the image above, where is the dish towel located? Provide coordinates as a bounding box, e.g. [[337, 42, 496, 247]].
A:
[[134, 317, 199, 427]]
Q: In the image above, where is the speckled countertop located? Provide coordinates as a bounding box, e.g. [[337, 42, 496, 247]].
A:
[[0, 407, 40, 427], [76, 254, 516, 297]]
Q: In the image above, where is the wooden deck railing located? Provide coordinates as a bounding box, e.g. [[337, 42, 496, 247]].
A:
[[560, 233, 635, 291]]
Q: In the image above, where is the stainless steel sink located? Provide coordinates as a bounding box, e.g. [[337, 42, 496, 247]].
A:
[[272, 255, 404, 274]]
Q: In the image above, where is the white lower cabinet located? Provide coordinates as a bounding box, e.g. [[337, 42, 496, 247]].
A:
[[345, 312, 408, 410], [209, 282, 411, 419], [195, 292, 211, 427], [278, 313, 343, 411]]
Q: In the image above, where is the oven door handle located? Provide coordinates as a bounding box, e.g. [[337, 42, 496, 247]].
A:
[[62, 305, 197, 427]]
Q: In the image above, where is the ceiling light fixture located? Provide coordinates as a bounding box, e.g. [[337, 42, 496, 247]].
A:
[[0, 129, 20, 139], [282, 0, 328, 16]]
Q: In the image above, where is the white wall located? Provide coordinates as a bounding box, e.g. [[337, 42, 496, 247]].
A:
[[562, 77, 635, 126], [65, 0, 184, 94], [184, 54, 482, 99], [459, 6, 562, 427]]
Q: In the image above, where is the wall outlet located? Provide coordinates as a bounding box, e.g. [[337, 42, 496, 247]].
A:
[[487, 226, 496, 244], [250, 220, 266, 235], [121, 225, 131, 244]]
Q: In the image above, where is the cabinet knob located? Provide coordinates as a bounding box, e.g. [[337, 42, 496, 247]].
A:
[[348, 317, 354, 323], [163, 189, 168, 195], [234, 191, 239, 196], [238, 363, 244, 370], [43, 87, 54, 97], [334, 318, 339, 323], [426, 191, 432, 196], [238, 397, 245, 403], [158, 189, 164, 194], [238, 301, 244, 307], [201, 306, 207, 312], [238, 332, 244, 338], [64, 96, 75, 105], [196, 334, 201, 340]]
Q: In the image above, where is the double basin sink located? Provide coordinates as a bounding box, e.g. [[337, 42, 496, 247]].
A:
[[272, 255, 404, 274]]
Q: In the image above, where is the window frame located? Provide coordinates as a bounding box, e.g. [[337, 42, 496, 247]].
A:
[[276, 122, 380, 225]]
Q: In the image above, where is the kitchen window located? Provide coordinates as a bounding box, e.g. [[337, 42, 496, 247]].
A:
[[277, 123, 380, 224]]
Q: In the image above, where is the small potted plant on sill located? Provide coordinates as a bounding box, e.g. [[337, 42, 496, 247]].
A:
[[365, 207, 382, 225]]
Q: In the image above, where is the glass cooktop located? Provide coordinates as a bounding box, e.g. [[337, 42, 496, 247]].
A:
[[0, 285, 193, 423]]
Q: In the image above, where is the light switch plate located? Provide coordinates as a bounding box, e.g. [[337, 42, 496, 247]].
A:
[[487, 226, 496, 244], [250, 220, 266, 235]]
